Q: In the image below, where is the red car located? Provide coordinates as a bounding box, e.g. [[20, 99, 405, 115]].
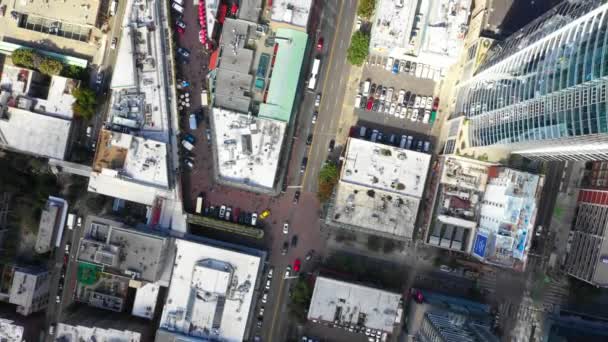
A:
[[316, 37, 324, 51], [366, 96, 374, 111], [432, 97, 440, 111], [293, 259, 301, 272]]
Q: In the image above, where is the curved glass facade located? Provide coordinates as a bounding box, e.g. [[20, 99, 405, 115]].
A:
[[456, 1, 608, 152]]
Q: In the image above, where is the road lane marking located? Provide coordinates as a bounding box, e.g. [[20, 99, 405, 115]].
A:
[[301, 0, 346, 189], [268, 274, 286, 342]]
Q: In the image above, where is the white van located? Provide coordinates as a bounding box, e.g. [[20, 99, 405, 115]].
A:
[[362, 80, 371, 97], [201, 90, 208, 107], [172, 2, 184, 14], [354, 94, 362, 108], [173, 0, 184, 6]]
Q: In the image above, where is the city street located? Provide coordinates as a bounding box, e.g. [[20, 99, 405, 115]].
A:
[[301, 0, 358, 194]]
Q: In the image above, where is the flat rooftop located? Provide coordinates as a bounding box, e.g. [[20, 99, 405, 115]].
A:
[[55, 323, 141, 342], [108, 0, 170, 140], [331, 182, 420, 240], [132, 282, 160, 319], [271, 0, 312, 28], [473, 168, 541, 271], [1, 64, 77, 119], [370, 0, 416, 53], [440, 156, 492, 192], [159, 238, 263, 341], [92, 130, 168, 188], [308, 276, 401, 333], [0, 104, 71, 160], [12, 0, 101, 27], [213, 108, 286, 189], [0, 319, 24, 342], [258, 28, 307, 122], [238, 0, 262, 22], [76, 216, 169, 282], [341, 138, 431, 199]]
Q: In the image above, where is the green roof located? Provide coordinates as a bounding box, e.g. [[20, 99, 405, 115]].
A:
[[258, 29, 308, 122]]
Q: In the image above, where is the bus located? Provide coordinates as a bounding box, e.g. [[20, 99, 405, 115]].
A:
[[308, 57, 321, 91], [195, 195, 204, 215]]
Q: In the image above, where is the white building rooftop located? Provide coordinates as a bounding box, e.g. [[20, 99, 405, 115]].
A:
[[88, 130, 169, 206], [332, 182, 420, 239], [0, 105, 71, 160], [159, 238, 262, 342], [213, 108, 286, 190], [341, 138, 431, 198], [108, 0, 170, 141], [271, 0, 312, 28], [308, 276, 401, 333], [0, 64, 77, 119], [132, 282, 160, 319], [0, 319, 24, 342], [12, 0, 100, 27], [370, 0, 471, 70], [55, 323, 141, 342]]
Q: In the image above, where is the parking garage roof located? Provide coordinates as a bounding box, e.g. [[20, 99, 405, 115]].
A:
[[308, 276, 401, 333], [341, 138, 431, 199], [213, 108, 286, 189], [55, 323, 141, 342], [258, 28, 307, 123]]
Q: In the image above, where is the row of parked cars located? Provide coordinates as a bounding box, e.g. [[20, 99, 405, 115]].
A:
[[355, 126, 431, 154], [203, 204, 260, 227], [369, 55, 442, 81], [356, 81, 439, 124]]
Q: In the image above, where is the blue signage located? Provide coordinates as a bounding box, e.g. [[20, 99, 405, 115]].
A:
[[473, 234, 488, 258]]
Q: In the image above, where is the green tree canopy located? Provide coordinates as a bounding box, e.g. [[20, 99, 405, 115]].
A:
[[61, 64, 89, 81], [317, 162, 340, 202], [357, 0, 376, 19], [72, 87, 97, 120], [347, 31, 370, 66], [11, 49, 36, 69], [39, 58, 64, 75]]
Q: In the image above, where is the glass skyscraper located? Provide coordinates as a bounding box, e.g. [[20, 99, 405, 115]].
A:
[[455, 0, 608, 160]]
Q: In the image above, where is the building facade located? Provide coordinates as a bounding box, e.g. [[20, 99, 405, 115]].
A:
[[454, 0, 608, 160], [564, 189, 608, 287]]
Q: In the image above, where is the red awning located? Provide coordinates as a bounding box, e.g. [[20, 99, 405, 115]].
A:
[[209, 49, 219, 70]]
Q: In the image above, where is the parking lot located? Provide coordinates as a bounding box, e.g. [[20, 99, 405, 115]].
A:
[[353, 54, 438, 136]]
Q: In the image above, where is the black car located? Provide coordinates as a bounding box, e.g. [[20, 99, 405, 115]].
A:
[[370, 83, 377, 95], [328, 139, 335, 152], [372, 99, 380, 111], [281, 241, 289, 255], [360, 96, 367, 109], [293, 190, 300, 204], [405, 61, 411, 72], [177, 47, 190, 58], [291, 235, 298, 247], [306, 133, 313, 145], [300, 157, 308, 174], [404, 91, 411, 106], [408, 93, 416, 107], [176, 20, 186, 29]]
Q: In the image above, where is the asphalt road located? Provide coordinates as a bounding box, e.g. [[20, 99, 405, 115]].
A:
[[300, 0, 358, 193]]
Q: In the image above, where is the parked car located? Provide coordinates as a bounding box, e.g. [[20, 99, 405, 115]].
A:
[[265, 280, 271, 290], [414, 96, 422, 108], [406, 136, 413, 149], [293, 190, 300, 204], [300, 157, 308, 173], [366, 97, 374, 111], [328, 139, 335, 152], [426, 96, 433, 110], [392, 59, 400, 74], [225, 207, 232, 221], [183, 157, 194, 169], [400, 106, 407, 119], [267, 267, 274, 279], [281, 241, 289, 255], [176, 19, 186, 30], [389, 103, 397, 115], [311, 111, 318, 124], [354, 94, 362, 108], [380, 87, 386, 101], [386, 87, 394, 102], [314, 93, 321, 107], [306, 133, 313, 145], [219, 205, 226, 219], [386, 57, 394, 71], [433, 97, 440, 110], [261, 293, 268, 304], [283, 222, 289, 234], [293, 259, 301, 272], [397, 89, 405, 104], [316, 37, 324, 51], [177, 47, 190, 58], [423, 141, 431, 153], [110, 37, 118, 49], [416, 140, 423, 151], [305, 250, 314, 260], [410, 62, 417, 75], [291, 235, 298, 247], [251, 212, 258, 226], [411, 109, 419, 122], [360, 95, 367, 109]]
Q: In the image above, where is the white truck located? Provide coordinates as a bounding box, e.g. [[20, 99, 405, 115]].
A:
[[66, 213, 76, 230], [201, 90, 208, 107], [109, 0, 118, 16]]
